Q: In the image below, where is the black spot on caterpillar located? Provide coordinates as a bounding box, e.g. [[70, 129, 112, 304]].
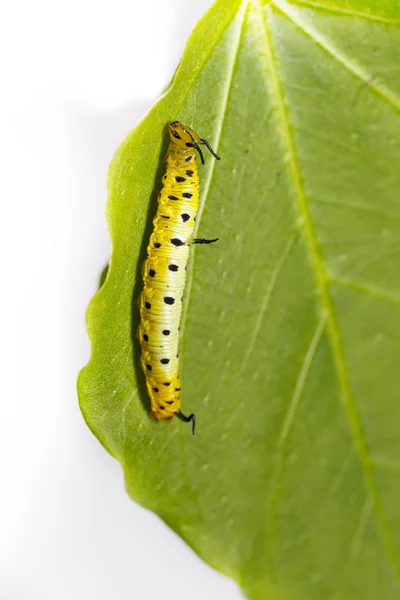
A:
[[139, 121, 220, 434], [171, 238, 184, 247]]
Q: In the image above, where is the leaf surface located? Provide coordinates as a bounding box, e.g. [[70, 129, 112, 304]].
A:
[[78, 1, 400, 598]]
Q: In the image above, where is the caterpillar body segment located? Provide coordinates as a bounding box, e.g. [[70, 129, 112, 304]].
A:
[[139, 122, 220, 434]]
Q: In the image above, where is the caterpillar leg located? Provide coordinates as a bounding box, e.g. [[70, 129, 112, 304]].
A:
[[175, 410, 196, 435], [193, 238, 218, 245]]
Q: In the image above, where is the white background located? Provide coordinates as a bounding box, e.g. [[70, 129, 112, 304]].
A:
[[0, 1, 243, 598]]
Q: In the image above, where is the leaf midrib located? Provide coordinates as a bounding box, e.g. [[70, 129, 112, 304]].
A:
[[258, 0, 400, 583]]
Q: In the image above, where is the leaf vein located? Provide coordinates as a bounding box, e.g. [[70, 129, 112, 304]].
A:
[[241, 232, 299, 374], [373, 458, 400, 475], [265, 317, 325, 573], [280, 316, 325, 440], [287, 0, 400, 25], [272, 0, 400, 115], [259, 0, 400, 580], [180, 1, 249, 343], [312, 196, 400, 225], [330, 275, 400, 306]]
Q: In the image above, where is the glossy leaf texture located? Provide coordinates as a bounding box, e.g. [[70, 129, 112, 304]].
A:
[[78, 1, 400, 598]]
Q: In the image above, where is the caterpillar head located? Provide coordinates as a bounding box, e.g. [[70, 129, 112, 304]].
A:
[[168, 121, 221, 164], [168, 121, 200, 149]]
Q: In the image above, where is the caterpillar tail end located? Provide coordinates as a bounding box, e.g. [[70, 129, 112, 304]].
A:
[[175, 410, 196, 435]]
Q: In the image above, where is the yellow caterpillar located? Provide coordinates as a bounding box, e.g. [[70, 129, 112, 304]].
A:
[[139, 121, 220, 434]]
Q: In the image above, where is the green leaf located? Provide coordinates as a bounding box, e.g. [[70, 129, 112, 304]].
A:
[[78, 1, 400, 598]]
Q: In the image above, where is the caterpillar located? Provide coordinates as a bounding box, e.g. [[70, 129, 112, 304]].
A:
[[139, 121, 220, 434]]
